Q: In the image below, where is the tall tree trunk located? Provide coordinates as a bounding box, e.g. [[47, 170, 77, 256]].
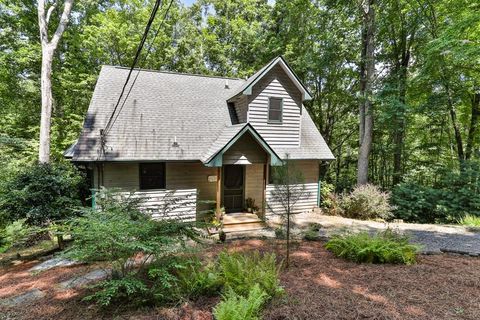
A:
[[37, 0, 74, 163], [444, 81, 465, 163], [466, 92, 480, 160], [357, 0, 375, 185], [392, 49, 410, 185]]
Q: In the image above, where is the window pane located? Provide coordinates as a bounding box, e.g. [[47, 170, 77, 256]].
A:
[[268, 98, 282, 122], [140, 163, 165, 190]]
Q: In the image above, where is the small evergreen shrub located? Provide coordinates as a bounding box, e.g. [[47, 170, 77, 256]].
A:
[[325, 230, 419, 265], [339, 184, 393, 220], [213, 284, 267, 320], [0, 163, 86, 226], [392, 161, 480, 223], [218, 251, 283, 299]]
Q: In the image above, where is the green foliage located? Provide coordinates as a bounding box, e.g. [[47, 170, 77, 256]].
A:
[[176, 259, 224, 299], [392, 161, 480, 223], [218, 251, 283, 299], [84, 275, 149, 307], [0, 163, 86, 226], [0, 219, 41, 252], [339, 184, 394, 221], [67, 189, 203, 306], [325, 230, 419, 265], [458, 214, 480, 228], [213, 284, 268, 320]]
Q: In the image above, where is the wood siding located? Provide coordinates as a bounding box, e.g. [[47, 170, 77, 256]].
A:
[[266, 160, 319, 215], [223, 132, 267, 165], [99, 162, 217, 220], [234, 95, 248, 123], [247, 64, 302, 148], [245, 164, 265, 212]]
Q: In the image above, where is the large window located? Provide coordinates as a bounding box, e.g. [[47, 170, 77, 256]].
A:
[[139, 163, 166, 190], [268, 97, 283, 123]]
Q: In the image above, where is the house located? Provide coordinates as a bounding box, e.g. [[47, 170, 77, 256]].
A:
[[68, 56, 334, 223]]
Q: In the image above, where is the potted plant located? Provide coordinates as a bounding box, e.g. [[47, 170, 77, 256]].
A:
[[245, 197, 255, 213]]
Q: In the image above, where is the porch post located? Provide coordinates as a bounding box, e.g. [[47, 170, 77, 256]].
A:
[[262, 162, 269, 220], [216, 167, 222, 215]]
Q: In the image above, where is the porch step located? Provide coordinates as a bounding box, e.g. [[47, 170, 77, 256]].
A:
[[214, 213, 266, 234]]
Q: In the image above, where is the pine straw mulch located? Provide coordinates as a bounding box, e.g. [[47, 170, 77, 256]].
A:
[[0, 239, 479, 320]]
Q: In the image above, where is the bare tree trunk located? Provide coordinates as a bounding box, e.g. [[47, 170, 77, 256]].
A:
[[466, 92, 480, 160], [444, 81, 465, 163], [357, 0, 375, 185], [37, 0, 74, 163]]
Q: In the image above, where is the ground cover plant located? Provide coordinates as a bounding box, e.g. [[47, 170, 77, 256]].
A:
[[1, 240, 479, 320], [325, 230, 419, 265], [458, 214, 480, 228]]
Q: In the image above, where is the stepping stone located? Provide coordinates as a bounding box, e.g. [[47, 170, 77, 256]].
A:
[[29, 257, 79, 273], [59, 269, 110, 289], [0, 289, 46, 306]]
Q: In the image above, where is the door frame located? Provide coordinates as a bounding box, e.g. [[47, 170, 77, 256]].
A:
[[221, 164, 246, 213]]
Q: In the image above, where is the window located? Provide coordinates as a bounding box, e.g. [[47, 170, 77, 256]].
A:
[[268, 97, 283, 123], [139, 163, 166, 190]]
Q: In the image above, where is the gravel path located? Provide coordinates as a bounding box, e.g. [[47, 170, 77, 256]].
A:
[[267, 214, 480, 256]]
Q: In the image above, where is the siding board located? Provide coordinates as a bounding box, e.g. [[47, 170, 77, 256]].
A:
[[247, 64, 302, 148]]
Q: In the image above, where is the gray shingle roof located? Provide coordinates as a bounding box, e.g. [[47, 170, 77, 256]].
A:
[[72, 64, 334, 162]]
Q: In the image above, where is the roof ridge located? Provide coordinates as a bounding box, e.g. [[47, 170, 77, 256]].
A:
[[102, 65, 244, 81]]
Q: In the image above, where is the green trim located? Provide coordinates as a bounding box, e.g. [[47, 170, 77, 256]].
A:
[[205, 124, 283, 167], [91, 189, 97, 209]]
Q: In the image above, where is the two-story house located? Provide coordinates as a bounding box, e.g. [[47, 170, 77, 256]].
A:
[[68, 57, 334, 224]]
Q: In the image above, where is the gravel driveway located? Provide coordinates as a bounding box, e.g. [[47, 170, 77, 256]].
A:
[[267, 214, 480, 256]]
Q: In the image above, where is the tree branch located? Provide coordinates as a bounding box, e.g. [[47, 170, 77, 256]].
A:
[[37, 0, 48, 45], [50, 0, 74, 49], [46, 2, 57, 25]]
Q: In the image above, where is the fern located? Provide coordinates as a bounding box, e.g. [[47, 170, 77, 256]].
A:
[[213, 284, 267, 320], [325, 230, 419, 265]]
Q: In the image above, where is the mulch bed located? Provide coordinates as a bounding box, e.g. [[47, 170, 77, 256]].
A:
[[1, 239, 479, 320]]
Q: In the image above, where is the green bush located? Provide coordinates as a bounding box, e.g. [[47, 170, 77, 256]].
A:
[[0, 219, 42, 251], [320, 182, 339, 214], [392, 161, 480, 223], [218, 251, 283, 299], [66, 189, 202, 306], [339, 184, 393, 220], [213, 284, 267, 320], [325, 230, 419, 265], [177, 259, 223, 299], [0, 163, 86, 226], [458, 214, 480, 227]]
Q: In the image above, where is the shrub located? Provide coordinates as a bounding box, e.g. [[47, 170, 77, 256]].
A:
[[213, 284, 267, 320], [339, 184, 393, 220], [325, 230, 419, 265], [0, 163, 86, 226], [218, 251, 283, 299], [320, 182, 340, 215], [66, 189, 202, 306], [458, 214, 480, 228], [0, 219, 42, 251], [392, 161, 480, 223]]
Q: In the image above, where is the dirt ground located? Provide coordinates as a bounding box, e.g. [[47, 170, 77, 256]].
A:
[[1, 239, 479, 320]]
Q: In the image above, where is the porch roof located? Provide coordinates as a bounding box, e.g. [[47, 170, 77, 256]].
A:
[[202, 123, 283, 167]]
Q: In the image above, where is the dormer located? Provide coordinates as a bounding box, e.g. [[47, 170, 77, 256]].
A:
[[227, 57, 312, 148]]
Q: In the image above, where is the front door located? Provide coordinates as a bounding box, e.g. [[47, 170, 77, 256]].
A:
[[223, 165, 244, 213]]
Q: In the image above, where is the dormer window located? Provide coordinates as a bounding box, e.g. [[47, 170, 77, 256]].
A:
[[268, 97, 283, 123]]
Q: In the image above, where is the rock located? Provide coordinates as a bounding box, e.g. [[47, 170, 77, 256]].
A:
[[0, 289, 45, 306], [59, 269, 110, 289], [29, 257, 79, 273]]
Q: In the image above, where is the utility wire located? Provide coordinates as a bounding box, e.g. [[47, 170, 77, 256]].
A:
[[103, 0, 162, 135], [104, 0, 175, 136]]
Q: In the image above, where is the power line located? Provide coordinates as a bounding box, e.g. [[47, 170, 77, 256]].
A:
[[104, 0, 175, 136], [103, 0, 162, 135]]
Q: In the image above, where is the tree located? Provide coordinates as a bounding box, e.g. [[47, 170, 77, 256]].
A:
[[357, 0, 376, 185], [268, 156, 309, 268], [37, 0, 74, 163]]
